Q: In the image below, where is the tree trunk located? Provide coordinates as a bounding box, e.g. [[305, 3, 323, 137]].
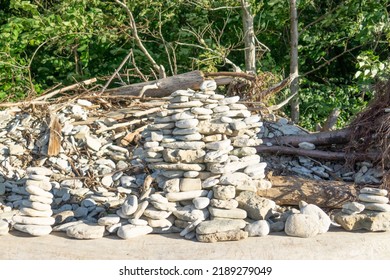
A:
[[241, 0, 256, 74], [289, 0, 299, 123], [105, 70, 205, 97], [258, 176, 357, 208]]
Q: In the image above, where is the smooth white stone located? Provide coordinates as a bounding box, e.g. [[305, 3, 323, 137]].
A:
[[117, 225, 153, 239]]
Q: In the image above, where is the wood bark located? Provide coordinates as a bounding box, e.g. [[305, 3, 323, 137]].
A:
[[258, 176, 357, 208], [241, 0, 256, 74], [261, 128, 351, 146], [289, 0, 300, 123], [105, 70, 205, 97]]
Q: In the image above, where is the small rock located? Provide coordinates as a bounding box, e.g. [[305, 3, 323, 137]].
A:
[[85, 135, 102, 151], [298, 142, 316, 150], [342, 202, 365, 214], [20, 207, 53, 217], [129, 218, 148, 226], [143, 207, 171, 220], [193, 197, 210, 209], [74, 206, 88, 218], [196, 219, 246, 234], [147, 218, 172, 228], [213, 185, 235, 200], [66, 222, 105, 239], [197, 229, 248, 243], [122, 195, 138, 216], [117, 224, 153, 239], [0, 220, 9, 235], [101, 175, 113, 187], [98, 215, 121, 226], [269, 221, 285, 232], [245, 220, 270, 237], [0, 183, 5, 195], [284, 214, 320, 238], [299, 201, 331, 234]]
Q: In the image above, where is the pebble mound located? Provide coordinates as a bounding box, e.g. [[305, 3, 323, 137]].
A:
[[12, 167, 55, 236], [139, 80, 272, 242]]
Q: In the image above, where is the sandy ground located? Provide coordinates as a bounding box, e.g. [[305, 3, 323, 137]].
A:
[[1, 227, 390, 260]]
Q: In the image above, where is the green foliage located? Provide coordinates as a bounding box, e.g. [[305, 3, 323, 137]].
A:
[[0, 0, 389, 131]]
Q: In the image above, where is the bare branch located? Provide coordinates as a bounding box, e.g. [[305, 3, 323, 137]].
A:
[[100, 49, 133, 94], [114, 0, 166, 78]]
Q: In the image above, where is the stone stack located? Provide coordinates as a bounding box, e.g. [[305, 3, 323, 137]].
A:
[[12, 167, 55, 236], [141, 80, 273, 242], [335, 187, 390, 231]]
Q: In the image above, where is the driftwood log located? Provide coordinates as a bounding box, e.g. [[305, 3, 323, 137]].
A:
[[257, 176, 357, 208], [261, 128, 351, 147]]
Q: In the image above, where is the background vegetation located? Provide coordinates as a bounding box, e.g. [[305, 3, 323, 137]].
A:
[[0, 0, 389, 130]]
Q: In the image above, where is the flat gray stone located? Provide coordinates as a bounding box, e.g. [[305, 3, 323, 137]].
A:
[[166, 190, 208, 202], [244, 162, 267, 179], [183, 171, 199, 178], [25, 185, 53, 198], [359, 194, 389, 204], [13, 215, 55, 226], [0, 183, 5, 195], [66, 223, 105, 239], [147, 218, 172, 228], [85, 135, 102, 151], [205, 139, 231, 150], [360, 187, 388, 196], [26, 167, 53, 176], [168, 100, 203, 108], [201, 177, 220, 189], [117, 224, 153, 239], [236, 191, 275, 220], [171, 111, 195, 121], [196, 219, 246, 234], [191, 107, 213, 115], [26, 180, 52, 192], [362, 203, 390, 212], [22, 200, 51, 211], [162, 141, 205, 150], [163, 149, 205, 164], [208, 207, 247, 219], [285, 213, 320, 238], [143, 207, 171, 220], [29, 195, 52, 205], [20, 207, 53, 217], [175, 119, 199, 129], [175, 133, 202, 141], [13, 224, 52, 236], [298, 142, 316, 150], [245, 220, 270, 237], [150, 163, 205, 172]]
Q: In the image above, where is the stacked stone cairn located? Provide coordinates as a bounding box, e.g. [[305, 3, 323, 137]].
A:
[[138, 80, 273, 242], [12, 167, 55, 236], [335, 187, 390, 231]]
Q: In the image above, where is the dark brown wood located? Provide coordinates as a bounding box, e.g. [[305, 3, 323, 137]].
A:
[[261, 128, 351, 146], [205, 71, 256, 80], [258, 176, 357, 208], [256, 145, 379, 161], [105, 70, 205, 97]]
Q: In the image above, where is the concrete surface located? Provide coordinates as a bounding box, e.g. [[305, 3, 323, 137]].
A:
[[1, 228, 390, 260]]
